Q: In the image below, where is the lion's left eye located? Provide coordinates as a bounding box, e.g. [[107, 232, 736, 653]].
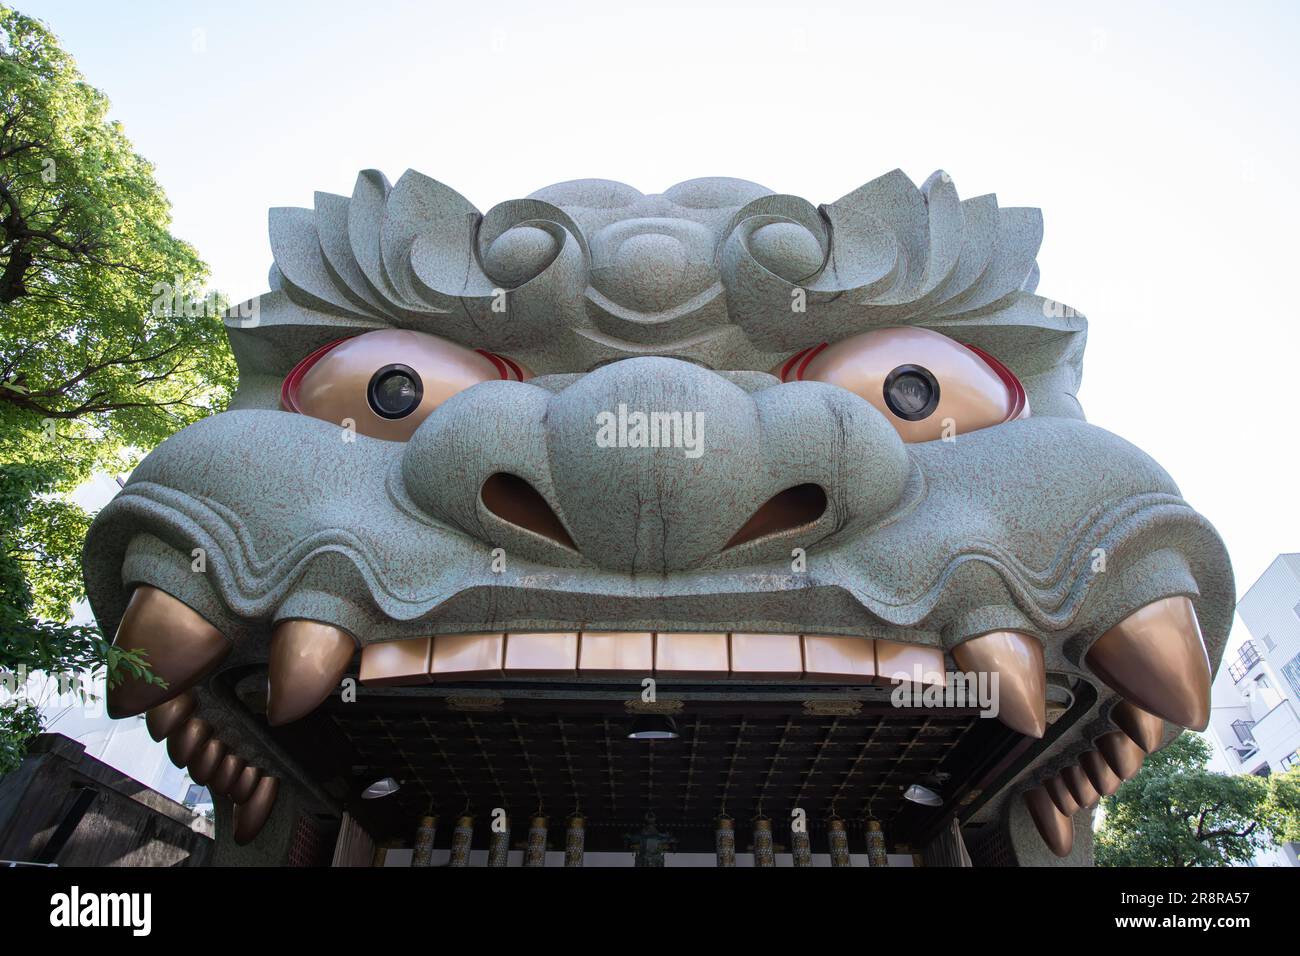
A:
[[367, 364, 423, 419], [281, 329, 528, 441], [777, 327, 1028, 442]]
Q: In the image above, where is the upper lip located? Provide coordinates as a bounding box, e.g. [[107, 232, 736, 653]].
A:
[[88, 471, 1215, 642]]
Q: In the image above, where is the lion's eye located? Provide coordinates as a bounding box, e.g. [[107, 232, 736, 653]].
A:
[[282, 329, 528, 441], [778, 327, 1028, 442], [883, 364, 940, 421], [367, 364, 423, 419]]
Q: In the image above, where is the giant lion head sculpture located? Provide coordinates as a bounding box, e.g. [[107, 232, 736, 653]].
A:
[[83, 168, 1232, 863]]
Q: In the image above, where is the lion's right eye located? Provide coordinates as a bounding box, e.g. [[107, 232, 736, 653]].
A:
[[777, 327, 1027, 443], [282, 329, 528, 441], [367, 364, 424, 419]]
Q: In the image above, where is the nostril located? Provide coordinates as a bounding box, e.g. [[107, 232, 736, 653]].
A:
[[481, 473, 577, 550], [724, 484, 828, 550]]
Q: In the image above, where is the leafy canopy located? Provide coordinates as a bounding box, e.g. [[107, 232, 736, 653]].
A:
[[1096, 733, 1299, 866], [0, 5, 234, 483], [1, 7, 229, 771]]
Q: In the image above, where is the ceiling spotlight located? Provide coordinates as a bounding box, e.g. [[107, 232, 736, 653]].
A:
[[628, 715, 679, 740], [903, 783, 943, 807], [362, 776, 401, 799]]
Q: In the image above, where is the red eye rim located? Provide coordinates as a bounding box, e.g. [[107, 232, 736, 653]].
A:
[[280, 338, 525, 413], [778, 343, 828, 382], [960, 341, 1028, 421], [281, 337, 352, 413], [778, 336, 1028, 423], [474, 349, 528, 382]]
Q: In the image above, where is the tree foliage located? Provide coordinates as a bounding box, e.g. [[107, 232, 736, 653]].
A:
[[0, 463, 161, 772], [0, 6, 235, 482], [1096, 733, 1298, 866], [0, 7, 227, 771]]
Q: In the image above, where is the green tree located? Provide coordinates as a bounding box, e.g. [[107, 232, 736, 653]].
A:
[[1, 7, 235, 479], [0, 7, 233, 770], [1096, 733, 1291, 866], [0, 464, 160, 774], [1262, 766, 1300, 845]]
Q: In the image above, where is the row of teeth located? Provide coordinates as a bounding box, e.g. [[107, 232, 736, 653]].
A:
[[145, 691, 278, 846], [106, 587, 1212, 851]]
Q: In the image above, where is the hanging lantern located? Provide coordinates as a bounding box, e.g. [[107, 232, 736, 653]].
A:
[[715, 815, 736, 867], [828, 817, 852, 867], [564, 815, 585, 868], [449, 814, 474, 867], [524, 815, 548, 868], [791, 821, 812, 867], [487, 815, 510, 867], [412, 814, 438, 867], [865, 819, 888, 867], [753, 817, 775, 867]]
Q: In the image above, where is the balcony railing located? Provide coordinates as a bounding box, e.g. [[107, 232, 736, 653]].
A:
[[1228, 641, 1262, 683], [1232, 719, 1256, 745]]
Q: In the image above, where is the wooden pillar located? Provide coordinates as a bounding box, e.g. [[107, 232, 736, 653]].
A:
[[828, 817, 851, 867], [412, 814, 437, 867], [791, 822, 812, 867], [524, 815, 547, 867], [449, 814, 474, 867], [866, 819, 888, 867], [753, 817, 775, 867], [715, 815, 736, 867], [564, 815, 585, 868], [487, 814, 510, 867]]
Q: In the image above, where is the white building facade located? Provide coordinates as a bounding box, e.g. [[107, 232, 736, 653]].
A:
[[1207, 553, 1300, 866]]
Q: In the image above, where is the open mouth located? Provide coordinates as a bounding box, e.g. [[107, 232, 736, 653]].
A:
[[106, 581, 1210, 860]]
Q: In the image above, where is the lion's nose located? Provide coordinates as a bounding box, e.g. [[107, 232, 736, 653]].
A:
[[402, 357, 909, 573]]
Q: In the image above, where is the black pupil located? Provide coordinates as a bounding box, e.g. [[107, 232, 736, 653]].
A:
[[369, 367, 421, 418], [888, 372, 932, 416]]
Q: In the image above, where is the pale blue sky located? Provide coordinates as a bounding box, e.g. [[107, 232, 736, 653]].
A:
[[20, 0, 1300, 645]]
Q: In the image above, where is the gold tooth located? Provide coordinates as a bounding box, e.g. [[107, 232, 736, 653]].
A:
[[1111, 700, 1165, 753], [233, 777, 279, 845], [503, 632, 579, 676], [228, 765, 262, 804], [266, 620, 357, 726], [1061, 765, 1101, 809], [187, 737, 227, 786], [1044, 775, 1080, 816], [1080, 749, 1123, 796], [146, 691, 196, 741], [1024, 786, 1073, 857], [358, 637, 432, 686], [208, 753, 247, 799], [1085, 597, 1211, 730], [353, 631, 1009, 690], [165, 717, 211, 769], [106, 586, 230, 718], [951, 631, 1046, 738], [1097, 730, 1146, 780]]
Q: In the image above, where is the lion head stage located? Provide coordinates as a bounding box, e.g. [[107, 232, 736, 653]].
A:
[[83, 169, 1233, 864]]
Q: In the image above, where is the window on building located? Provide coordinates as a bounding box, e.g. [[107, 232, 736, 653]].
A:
[[1263, 633, 1276, 652], [1293, 599, 1300, 621], [1232, 719, 1256, 745], [1282, 653, 1300, 699], [1283, 751, 1300, 773]]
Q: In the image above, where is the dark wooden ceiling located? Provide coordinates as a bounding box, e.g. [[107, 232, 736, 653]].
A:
[[286, 687, 1022, 853]]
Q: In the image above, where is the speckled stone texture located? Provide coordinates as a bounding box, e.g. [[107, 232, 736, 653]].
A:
[[82, 169, 1232, 865]]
